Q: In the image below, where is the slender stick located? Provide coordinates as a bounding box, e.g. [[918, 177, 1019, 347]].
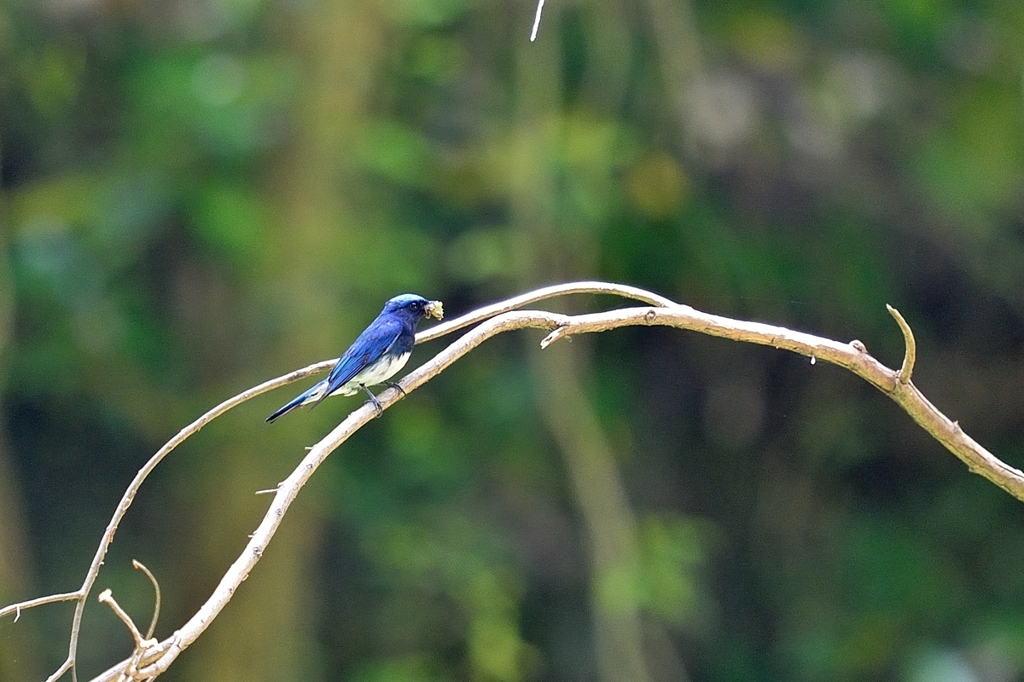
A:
[[530, 0, 546, 41]]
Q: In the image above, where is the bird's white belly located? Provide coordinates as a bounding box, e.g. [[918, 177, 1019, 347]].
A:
[[329, 351, 411, 397]]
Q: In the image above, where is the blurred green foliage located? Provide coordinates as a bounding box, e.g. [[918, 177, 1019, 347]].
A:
[[2, 0, 1024, 680]]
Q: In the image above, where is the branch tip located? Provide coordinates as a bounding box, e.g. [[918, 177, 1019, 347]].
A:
[[133, 560, 161, 640], [886, 305, 916, 384], [99, 589, 147, 647], [530, 0, 545, 41]]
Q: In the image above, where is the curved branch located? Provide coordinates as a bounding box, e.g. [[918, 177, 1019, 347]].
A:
[[30, 362, 335, 682], [98, 309, 571, 680], [103, 297, 1024, 679], [7, 281, 662, 682], [540, 304, 1024, 499], [82, 282, 666, 680], [416, 280, 678, 342], [4, 281, 1021, 681]]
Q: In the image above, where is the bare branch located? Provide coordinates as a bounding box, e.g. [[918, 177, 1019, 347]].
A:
[[29, 363, 336, 681], [4, 281, 1021, 681], [539, 303, 1024, 499], [8, 281, 660, 682], [417, 280, 678, 343], [0, 591, 82, 621], [103, 293, 1024, 679]]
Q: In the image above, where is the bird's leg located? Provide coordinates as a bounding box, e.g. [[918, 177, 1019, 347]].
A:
[[384, 381, 407, 399], [359, 384, 384, 417]]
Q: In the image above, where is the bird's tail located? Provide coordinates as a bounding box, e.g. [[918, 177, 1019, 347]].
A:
[[266, 390, 312, 423]]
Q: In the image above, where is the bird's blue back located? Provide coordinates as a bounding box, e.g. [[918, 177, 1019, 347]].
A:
[[322, 313, 412, 396]]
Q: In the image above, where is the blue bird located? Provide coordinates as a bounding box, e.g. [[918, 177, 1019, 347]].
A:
[[267, 294, 443, 423]]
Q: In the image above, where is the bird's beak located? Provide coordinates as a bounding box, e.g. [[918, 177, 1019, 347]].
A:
[[425, 300, 444, 320]]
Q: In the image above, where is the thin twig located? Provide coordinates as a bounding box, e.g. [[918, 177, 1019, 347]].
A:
[[132, 561, 161, 641], [530, 0, 546, 41], [0, 591, 82, 621], [886, 304, 916, 384], [98, 590, 146, 648]]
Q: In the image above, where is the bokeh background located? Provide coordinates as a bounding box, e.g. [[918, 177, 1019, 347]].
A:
[[3, 0, 1024, 680]]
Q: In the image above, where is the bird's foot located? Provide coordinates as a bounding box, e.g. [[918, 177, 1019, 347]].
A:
[[359, 385, 384, 417], [385, 381, 407, 399]]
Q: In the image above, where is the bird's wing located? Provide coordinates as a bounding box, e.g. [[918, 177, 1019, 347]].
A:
[[318, 316, 404, 402]]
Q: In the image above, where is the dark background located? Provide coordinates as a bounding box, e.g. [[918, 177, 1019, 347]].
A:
[[2, 0, 1024, 680]]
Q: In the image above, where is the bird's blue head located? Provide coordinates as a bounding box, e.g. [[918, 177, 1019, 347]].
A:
[[383, 294, 444, 322]]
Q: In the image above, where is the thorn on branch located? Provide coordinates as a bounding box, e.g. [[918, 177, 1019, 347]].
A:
[[886, 305, 916, 384]]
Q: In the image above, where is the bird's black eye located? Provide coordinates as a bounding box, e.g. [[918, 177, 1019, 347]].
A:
[[411, 301, 422, 310]]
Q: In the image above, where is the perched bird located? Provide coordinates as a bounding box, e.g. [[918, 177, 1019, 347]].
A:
[[267, 294, 443, 422]]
